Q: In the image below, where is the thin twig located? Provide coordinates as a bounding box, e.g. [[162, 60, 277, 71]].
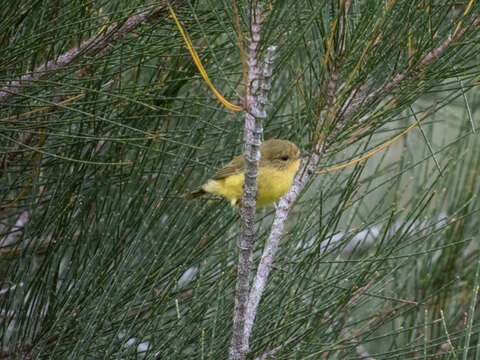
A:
[[254, 332, 305, 360], [343, 16, 480, 121], [0, 2, 179, 104]]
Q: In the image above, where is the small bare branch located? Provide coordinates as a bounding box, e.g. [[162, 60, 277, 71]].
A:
[[343, 16, 480, 120], [0, 2, 179, 104]]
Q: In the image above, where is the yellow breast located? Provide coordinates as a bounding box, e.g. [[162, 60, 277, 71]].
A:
[[202, 159, 300, 208]]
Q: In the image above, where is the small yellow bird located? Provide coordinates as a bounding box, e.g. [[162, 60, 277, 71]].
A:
[[187, 139, 301, 208]]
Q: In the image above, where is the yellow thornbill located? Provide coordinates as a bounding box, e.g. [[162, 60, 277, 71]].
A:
[[186, 139, 301, 208]]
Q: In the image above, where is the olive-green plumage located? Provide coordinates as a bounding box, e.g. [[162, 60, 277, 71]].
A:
[[187, 139, 301, 208]]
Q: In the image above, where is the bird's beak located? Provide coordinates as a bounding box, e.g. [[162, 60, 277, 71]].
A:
[[300, 151, 310, 158]]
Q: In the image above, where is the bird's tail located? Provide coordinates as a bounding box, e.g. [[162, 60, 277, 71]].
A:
[[184, 188, 206, 200]]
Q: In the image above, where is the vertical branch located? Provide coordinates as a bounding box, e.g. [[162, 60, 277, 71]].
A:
[[229, 3, 264, 360], [241, 45, 277, 340], [244, 0, 351, 345]]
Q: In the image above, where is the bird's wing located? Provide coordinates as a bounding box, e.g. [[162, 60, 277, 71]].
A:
[[211, 155, 245, 180]]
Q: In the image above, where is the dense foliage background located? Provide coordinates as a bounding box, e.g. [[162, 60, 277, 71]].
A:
[[1, 0, 480, 358]]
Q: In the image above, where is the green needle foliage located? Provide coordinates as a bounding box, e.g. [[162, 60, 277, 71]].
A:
[[1, 0, 480, 359]]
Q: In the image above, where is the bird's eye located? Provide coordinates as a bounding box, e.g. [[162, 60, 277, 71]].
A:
[[280, 155, 289, 161]]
